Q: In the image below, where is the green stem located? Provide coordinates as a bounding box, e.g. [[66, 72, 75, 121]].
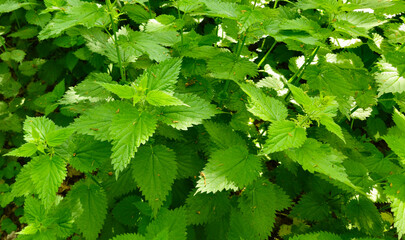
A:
[[257, 40, 277, 68], [147, 0, 152, 19], [288, 46, 320, 84], [236, 32, 247, 56], [106, 0, 126, 82], [273, 0, 279, 8]]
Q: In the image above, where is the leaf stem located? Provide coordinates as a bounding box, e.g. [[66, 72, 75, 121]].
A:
[[106, 0, 126, 82], [273, 0, 279, 8], [147, 0, 152, 19], [288, 46, 320, 84], [257, 40, 277, 68]]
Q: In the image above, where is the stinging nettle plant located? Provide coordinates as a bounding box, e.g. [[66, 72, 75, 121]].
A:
[[1, 0, 405, 239]]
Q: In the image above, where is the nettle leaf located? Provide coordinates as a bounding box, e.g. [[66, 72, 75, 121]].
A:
[[139, 58, 182, 92], [4, 143, 37, 157], [333, 12, 385, 38], [112, 195, 142, 226], [159, 93, 219, 130], [112, 233, 146, 240], [30, 155, 67, 207], [109, 103, 158, 173], [207, 52, 258, 81], [131, 145, 177, 215], [238, 178, 291, 239], [0, 0, 29, 13], [72, 101, 123, 141], [375, 52, 405, 96], [295, 0, 340, 14], [46, 127, 75, 147], [186, 191, 231, 225], [123, 4, 155, 24], [290, 193, 330, 221], [304, 63, 354, 106], [39, 1, 109, 40], [391, 198, 405, 239], [286, 139, 356, 191], [23, 116, 56, 143], [82, 28, 140, 64], [203, 121, 246, 150], [144, 208, 187, 240], [240, 83, 288, 122], [288, 84, 344, 141], [75, 72, 112, 99], [385, 175, 405, 202], [11, 160, 36, 197], [345, 197, 384, 236], [198, 0, 239, 19], [262, 120, 307, 154], [383, 109, 405, 159], [197, 146, 261, 192], [56, 134, 111, 173], [98, 82, 136, 99], [289, 231, 342, 240], [146, 90, 187, 106], [66, 179, 107, 240]]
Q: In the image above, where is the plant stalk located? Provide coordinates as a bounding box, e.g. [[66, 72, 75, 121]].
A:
[[257, 40, 277, 68], [106, 0, 126, 82]]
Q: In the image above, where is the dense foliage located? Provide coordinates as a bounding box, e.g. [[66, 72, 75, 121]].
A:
[[1, 0, 405, 239]]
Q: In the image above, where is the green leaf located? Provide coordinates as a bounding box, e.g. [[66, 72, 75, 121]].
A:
[[131, 145, 177, 215], [375, 52, 405, 96], [30, 155, 67, 207], [197, 146, 261, 193], [25, 10, 51, 27], [112, 195, 142, 226], [39, 1, 109, 40], [290, 193, 331, 221], [109, 103, 157, 173], [123, 4, 155, 24], [55, 134, 111, 173], [66, 179, 107, 240], [46, 127, 75, 147], [385, 175, 405, 202], [112, 233, 146, 240], [23, 116, 56, 143], [0, 0, 29, 13], [391, 198, 405, 239], [82, 28, 140, 64], [333, 12, 385, 38], [146, 90, 188, 106], [198, 0, 239, 19], [238, 179, 291, 239], [99, 82, 136, 99], [3, 143, 37, 157], [75, 72, 113, 98], [207, 53, 258, 81], [159, 93, 219, 130], [295, 0, 339, 14], [140, 58, 182, 92], [286, 139, 356, 191], [127, 31, 171, 62], [240, 83, 288, 122], [289, 231, 342, 240], [11, 162, 36, 197], [72, 102, 122, 141], [144, 208, 187, 240], [262, 120, 307, 154], [383, 128, 405, 160], [185, 191, 231, 225], [345, 197, 383, 236], [203, 121, 246, 150]]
